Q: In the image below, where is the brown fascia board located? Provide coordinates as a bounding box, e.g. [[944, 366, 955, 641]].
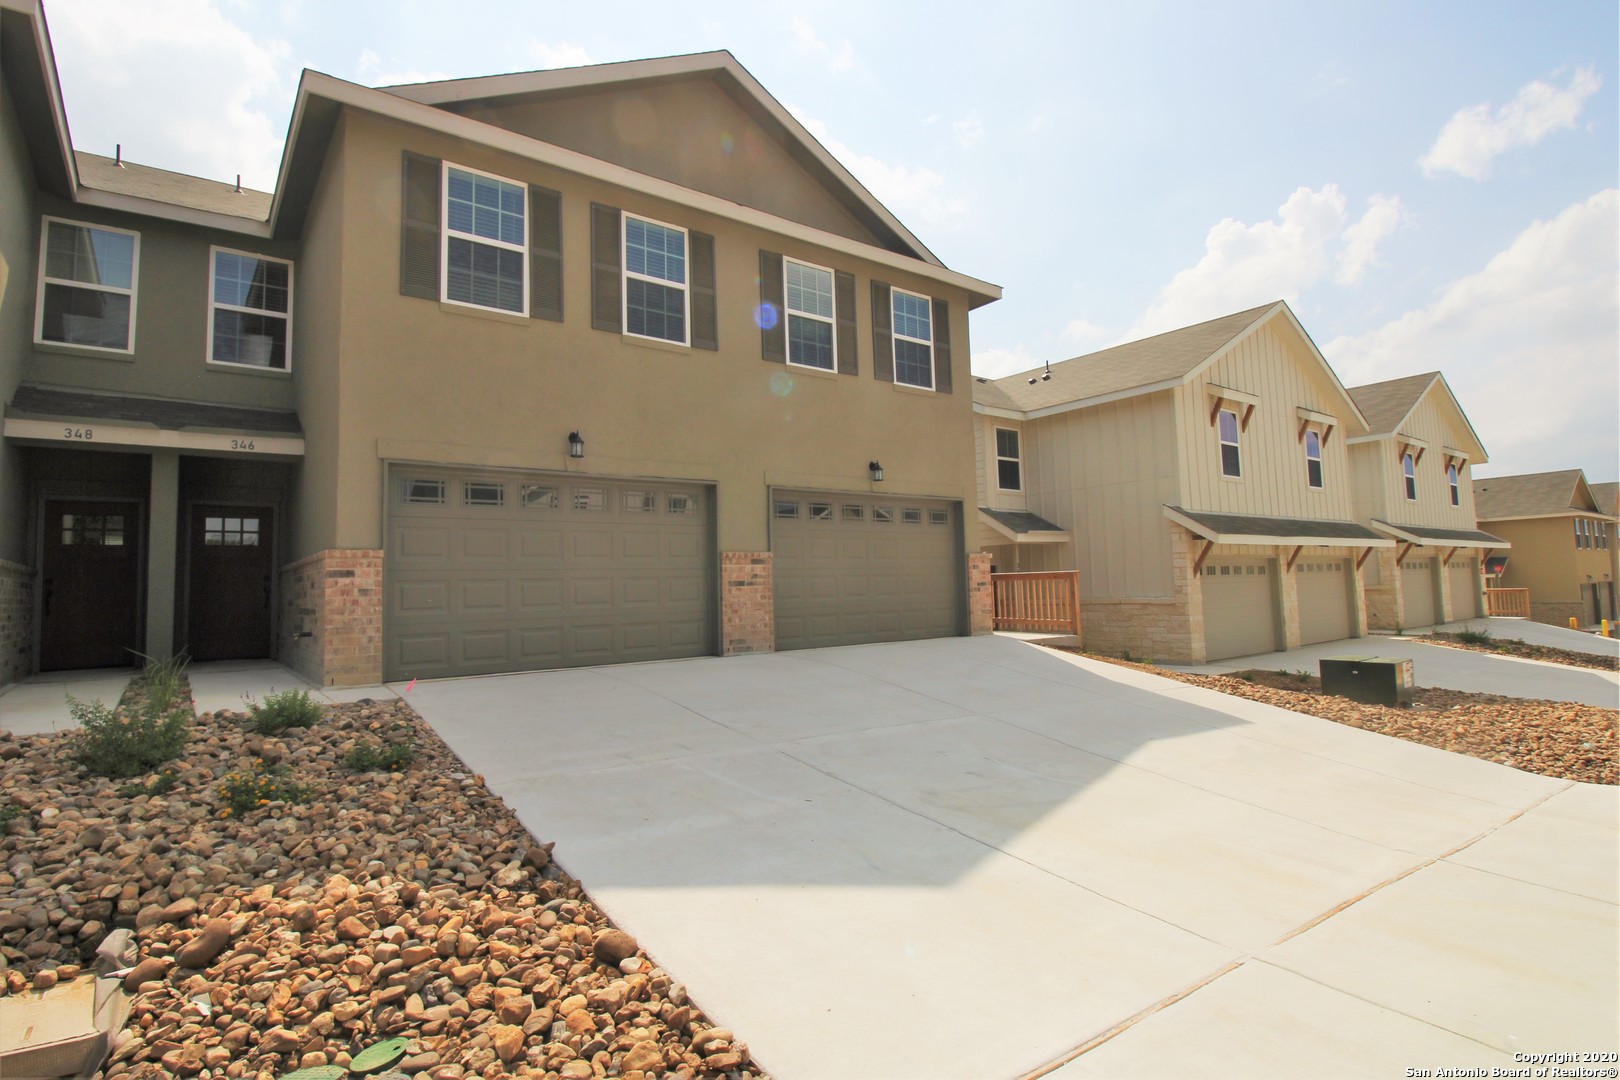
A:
[[0, 0, 76, 197]]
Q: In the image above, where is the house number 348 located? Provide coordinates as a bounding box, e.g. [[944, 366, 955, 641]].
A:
[[62, 427, 92, 440]]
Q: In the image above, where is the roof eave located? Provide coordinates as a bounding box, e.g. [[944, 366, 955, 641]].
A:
[[1162, 506, 1394, 547], [0, 0, 77, 197], [1367, 521, 1509, 549]]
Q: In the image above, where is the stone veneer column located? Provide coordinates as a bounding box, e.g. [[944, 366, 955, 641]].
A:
[[720, 552, 774, 655], [968, 552, 994, 635], [1436, 551, 1456, 623], [1363, 546, 1401, 632], [1278, 550, 1302, 649], [0, 559, 34, 688], [277, 550, 384, 687]]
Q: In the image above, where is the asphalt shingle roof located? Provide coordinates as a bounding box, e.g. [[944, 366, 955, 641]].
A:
[[979, 508, 1066, 534], [1345, 372, 1440, 435], [7, 385, 302, 435], [1167, 507, 1386, 544], [1591, 482, 1619, 515], [1472, 470, 1589, 520], [75, 152, 272, 221], [1370, 521, 1507, 545]]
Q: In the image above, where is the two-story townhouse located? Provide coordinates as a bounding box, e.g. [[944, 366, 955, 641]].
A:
[[972, 301, 1391, 663], [1473, 469, 1618, 628], [0, 0, 1001, 691], [1593, 481, 1619, 606], [1344, 372, 1505, 630]]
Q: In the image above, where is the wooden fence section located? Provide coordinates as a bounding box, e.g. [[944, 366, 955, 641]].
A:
[[1484, 588, 1531, 618], [992, 571, 1081, 635]]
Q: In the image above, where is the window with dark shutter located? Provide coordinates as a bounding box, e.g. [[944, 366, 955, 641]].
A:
[[759, 250, 786, 363], [871, 281, 893, 383], [400, 152, 441, 299], [931, 297, 952, 394], [690, 231, 717, 351], [529, 186, 562, 322], [590, 203, 621, 332], [835, 270, 857, 376]]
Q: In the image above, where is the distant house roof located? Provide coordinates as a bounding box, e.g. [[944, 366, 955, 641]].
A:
[[1163, 506, 1390, 547], [75, 152, 272, 221], [1472, 469, 1607, 521], [1591, 481, 1619, 516], [7, 384, 302, 435], [1369, 520, 1508, 549]]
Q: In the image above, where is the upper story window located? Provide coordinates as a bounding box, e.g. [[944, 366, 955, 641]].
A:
[[35, 217, 139, 353], [1304, 429, 1323, 489], [443, 163, 527, 315], [891, 288, 935, 389], [995, 427, 1022, 491], [1403, 452, 1417, 500], [784, 258, 836, 370], [210, 248, 292, 370], [1575, 518, 1587, 548], [624, 214, 688, 344], [1448, 464, 1460, 506], [1218, 409, 1241, 478]]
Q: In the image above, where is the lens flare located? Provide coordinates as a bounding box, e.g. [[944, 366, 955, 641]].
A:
[[720, 132, 735, 154], [769, 372, 795, 397], [754, 302, 779, 330]]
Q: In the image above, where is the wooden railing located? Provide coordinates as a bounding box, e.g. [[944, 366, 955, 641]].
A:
[[992, 571, 1081, 635], [1485, 588, 1531, 618]]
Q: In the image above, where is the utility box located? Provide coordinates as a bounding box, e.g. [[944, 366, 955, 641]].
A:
[[1319, 656, 1414, 707]]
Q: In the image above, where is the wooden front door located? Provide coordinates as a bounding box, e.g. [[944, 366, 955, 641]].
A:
[[188, 505, 273, 661], [40, 500, 142, 671]]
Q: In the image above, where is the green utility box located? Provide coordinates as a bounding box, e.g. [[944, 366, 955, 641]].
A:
[[1319, 656, 1414, 707]]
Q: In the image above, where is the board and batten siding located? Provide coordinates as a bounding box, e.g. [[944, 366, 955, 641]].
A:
[[1024, 391, 1178, 598], [1369, 391, 1482, 529], [1176, 322, 1357, 522]]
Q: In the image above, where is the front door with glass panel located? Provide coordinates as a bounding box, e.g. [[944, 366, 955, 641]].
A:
[[188, 505, 273, 661], [40, 500, 142, 671]]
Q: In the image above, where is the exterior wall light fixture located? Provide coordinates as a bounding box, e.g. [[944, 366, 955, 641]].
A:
[[869, 461, 884, 482], [568, 431, 585, 459]]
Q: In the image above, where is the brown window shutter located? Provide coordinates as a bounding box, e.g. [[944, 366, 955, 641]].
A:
[[871, 281, 894, 383], [759, 251, 785, 363], [690, 231, 718, 351], [931, 297, 952, 394], [590, 203, 621, 332], [835, 270, 857, 376], [400, 152, 440, 300], [529, 186, 563, 322]]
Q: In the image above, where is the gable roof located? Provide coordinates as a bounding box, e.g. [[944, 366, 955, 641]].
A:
[[1472, 469, 1606, 521], [1345, 370, 1489, 460], [1591, 482, 1619, 516]]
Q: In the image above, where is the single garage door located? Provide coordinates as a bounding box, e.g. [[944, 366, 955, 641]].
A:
[[772, 491, 961, 650], [385, 468, 713, 680], [1200, 558, 1277, 661], [1296, 558, 1352, 645], [1447, 557, 1481, 620], [1401, 557, 1437, 628]]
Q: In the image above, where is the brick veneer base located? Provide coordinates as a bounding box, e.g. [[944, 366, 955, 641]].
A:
[[968, 552, 993, 635], [278, 550, 384, 687], [1530, 601, 1585, 630], [721, 552, 774, 655], [0, 559, 34, 689]]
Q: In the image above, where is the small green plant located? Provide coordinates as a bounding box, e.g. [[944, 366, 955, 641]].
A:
[[244, 688, 324, 734], [217, 759, 312, 818], [343, 740, 416, 772], [130, 649, 190, 711], [0, 801, 25, 829], [70, 695, 189, 779], [1453, 627, 1495, 647], [115, 770, 179, 799]]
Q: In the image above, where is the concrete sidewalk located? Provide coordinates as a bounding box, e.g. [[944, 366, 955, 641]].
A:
[[1442, 616, 1620, 657], [403, 635, 1619, 1079]]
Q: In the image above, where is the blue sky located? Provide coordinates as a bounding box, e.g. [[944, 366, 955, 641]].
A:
[[41, 0, 1619, 480]]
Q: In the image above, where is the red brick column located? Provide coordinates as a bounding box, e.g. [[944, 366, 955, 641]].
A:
[[721, 552, 774, 655], [968, 552, 994, 634], [278, 550, 384, 687]]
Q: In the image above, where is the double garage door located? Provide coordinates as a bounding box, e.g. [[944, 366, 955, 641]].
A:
[[385, 469, 714, 680], [772, 490, 962, 650]]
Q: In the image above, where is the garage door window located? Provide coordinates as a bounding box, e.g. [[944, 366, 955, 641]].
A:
[[902, 508, 923, 524], [404, 478, 446, 504], [809, 501, 833, 521], [623, 491, 656, 513], [573, 489, 607, 511], [873, 506, 894, 524], [842, 504, 865, 522], [929, 509, 949, 526], [521, 485, 559, 510], [464, 482, 505, 507], [774, 500, 800, 519], [667, 493, 697, 514]]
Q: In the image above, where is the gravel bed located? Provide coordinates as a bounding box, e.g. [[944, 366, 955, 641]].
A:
[[1053, 649, 1617, 786], [0, 690, 761, 1079], [1419, 632, 1619, 671]]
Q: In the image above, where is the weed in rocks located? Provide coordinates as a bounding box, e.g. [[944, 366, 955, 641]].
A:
[[343, 739, 416, 772], [244, 687, 324, 734], [68, 695, 189, 779], [217, 759, 313, 818]]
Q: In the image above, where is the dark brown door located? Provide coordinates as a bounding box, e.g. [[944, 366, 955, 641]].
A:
[[188, 505, 273, 661], [40, 500, 142, 671]]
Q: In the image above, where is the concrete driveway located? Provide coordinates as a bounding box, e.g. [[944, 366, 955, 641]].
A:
[[1173, 619, 1619, 707], [403, 635, 1618, 1079]]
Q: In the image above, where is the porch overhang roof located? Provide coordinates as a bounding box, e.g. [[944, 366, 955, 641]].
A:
[[1369, 520, 1509, 549], [979, 507, 1069, 543], [4, 385, 305, 457], [1163, 505, 1392, 547]]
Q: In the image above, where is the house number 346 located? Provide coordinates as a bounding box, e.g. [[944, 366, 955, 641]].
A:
[[231, 438, 256, 450], [62, 427, 92, 440]]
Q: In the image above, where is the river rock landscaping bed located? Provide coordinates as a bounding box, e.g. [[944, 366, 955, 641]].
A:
[[1055, 649, 1618, 786], [1419, 632, 1619, 671], [0, 687, 760, 1080]]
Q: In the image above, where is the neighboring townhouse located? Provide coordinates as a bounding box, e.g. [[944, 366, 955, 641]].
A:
[[1344, 372, 1506, 630], [1473, 470, 1618, 628], [972, 301, 1392, 663], [0, 0, 1001, 690], [1594, 481, 1620, 600]]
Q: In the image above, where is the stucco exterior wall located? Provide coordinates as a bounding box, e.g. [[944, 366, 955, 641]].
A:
[[0, 72, 37, 566], [1484, 516, 1615, 605]]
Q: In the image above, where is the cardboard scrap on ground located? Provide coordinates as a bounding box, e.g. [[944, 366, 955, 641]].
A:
[[0, 974, 130, 1079]]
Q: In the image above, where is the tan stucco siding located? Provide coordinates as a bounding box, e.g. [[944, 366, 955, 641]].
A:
[[0, 74, 36, 562], [452, 78, 881, 248], [1025, 392, 1177, 598], [1363, 392, 1483, 528], [1177, 323, 1356, 521], [319, 111, 977, 554], [1484, 516, 1616, 604]]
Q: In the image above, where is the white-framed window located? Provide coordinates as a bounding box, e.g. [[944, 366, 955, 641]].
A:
[[1403, 452, 1417, 501], [208, 247, 292, 370], [35, 216, 139, 353], [624, 213, 688, 344], [1448, 463, 1460, 507], [995, 428, 1022, 491], [891, 287, 934, 389], [1575, 518, 1587, 548], [1218, 409, 1241, 478], [1304, 429, 1323, 489], [442, 162, 527, 315], [784, 258, 836, 370]]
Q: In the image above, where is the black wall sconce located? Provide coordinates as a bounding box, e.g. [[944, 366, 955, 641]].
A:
[[869, 460, 884, 482], [568, 431, 585, 459]]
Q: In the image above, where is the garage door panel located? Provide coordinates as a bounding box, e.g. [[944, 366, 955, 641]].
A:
[[668, 577, 702, 604], [517, 579, 563, 612], [666, 534, 703, 559], [572, 625, 615, 657], [622, 623, 661, 651], [459, 580, 509, 613], [396, 581, 448, 615], [396, 526, 450, 561], [517, 629, 563, 665], [620, 532, 660, 560], [1447, 559, 1480, 619], [571, 531, 614, 559], [1297, 560, 1352, 646], [458, 529, 508, 561], [571, 578, 613, 607], [668, 620, 705, 650], [397, 635, 448, 667], [517, 531, 563, 561], [1201, 559, 1277, 661], [1402, 560, 1437, 627]]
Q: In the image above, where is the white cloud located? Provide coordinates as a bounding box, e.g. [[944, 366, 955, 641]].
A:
[[788, 107, 966, 224], [530, 40, 594, 69], [971, 346, 1042, 380], [1420, 67, 1602, 180], [355, 50, 455, 87], [790, 17, 854, 72], [49, 0, 290, 190], [1327, 190, 1619, 476], [953, 112, 984, 150], [1336, 194, 1403, 285], [1061, 319, 1110, 347]]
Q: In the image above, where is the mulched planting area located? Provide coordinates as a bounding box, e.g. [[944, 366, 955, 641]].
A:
[[0, 682, 761, 1080], [1050, 648, 1618, 786], [1420, 632, 1620, 672]]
